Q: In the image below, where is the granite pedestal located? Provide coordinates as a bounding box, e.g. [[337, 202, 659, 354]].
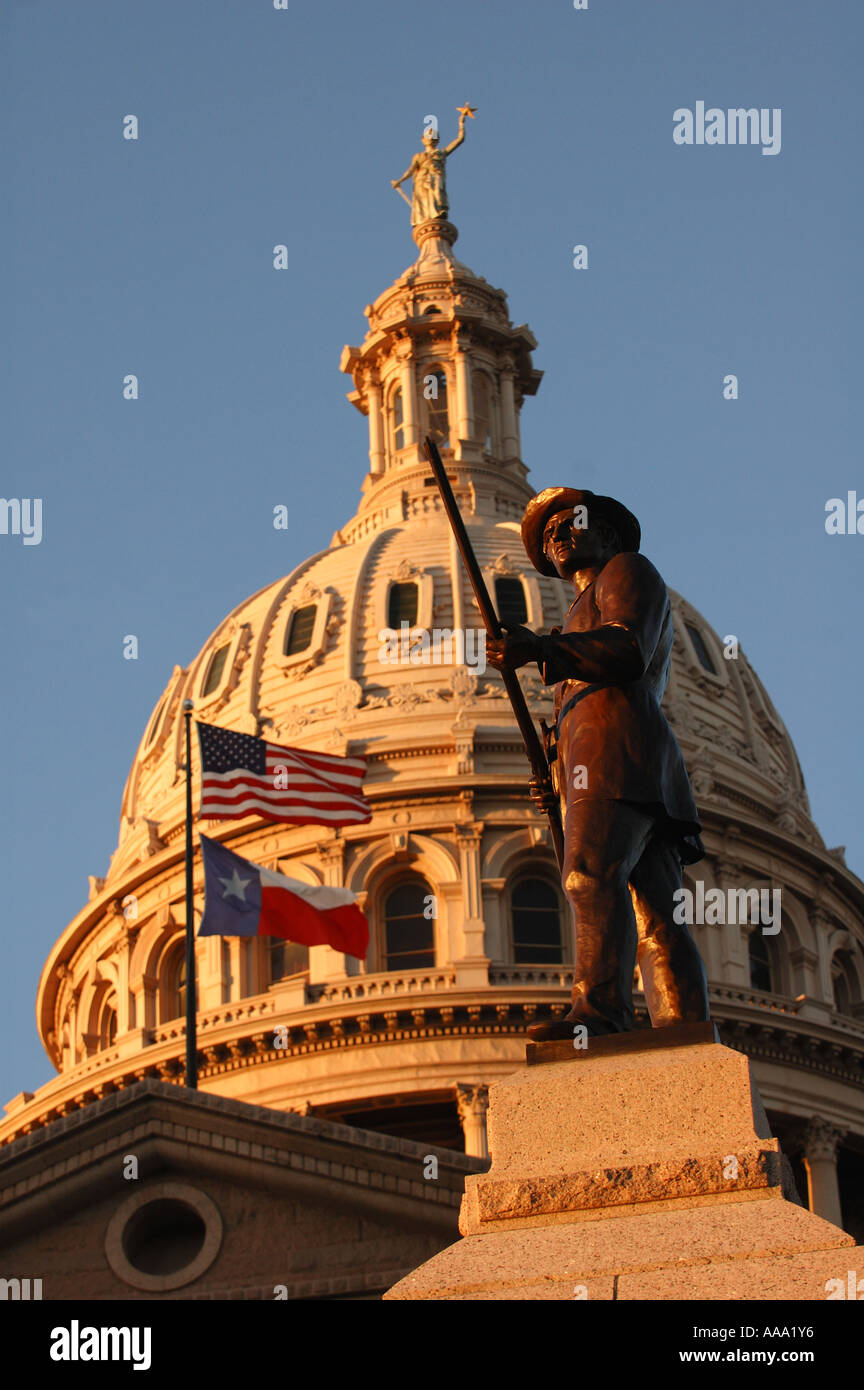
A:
[[385, 1026, 860, 1300]]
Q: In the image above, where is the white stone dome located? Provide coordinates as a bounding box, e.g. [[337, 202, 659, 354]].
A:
[[111, 523, 823, 888]]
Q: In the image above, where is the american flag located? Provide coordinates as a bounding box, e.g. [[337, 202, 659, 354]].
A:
[[196, 722, 372, 827]]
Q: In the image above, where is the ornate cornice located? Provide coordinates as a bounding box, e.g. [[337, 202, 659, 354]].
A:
[[11, 985, 863, 1151]]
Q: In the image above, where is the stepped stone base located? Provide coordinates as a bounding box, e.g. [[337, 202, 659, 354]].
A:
[[385, 1028, 860, 1301]]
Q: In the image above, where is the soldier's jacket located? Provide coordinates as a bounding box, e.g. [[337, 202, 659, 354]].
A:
[[536, 551, 704, 864]]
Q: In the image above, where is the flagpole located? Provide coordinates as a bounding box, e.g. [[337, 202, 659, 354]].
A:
[[183, 699, 198, 1090]]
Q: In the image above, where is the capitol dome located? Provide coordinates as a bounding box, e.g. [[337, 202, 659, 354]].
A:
[[5, 214, 864, 1245]]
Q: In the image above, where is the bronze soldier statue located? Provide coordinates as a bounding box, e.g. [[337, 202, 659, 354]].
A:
[[486, 488, 711, 1039]]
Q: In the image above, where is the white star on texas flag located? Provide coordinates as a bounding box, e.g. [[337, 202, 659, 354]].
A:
[[218, 868, 252, 902]]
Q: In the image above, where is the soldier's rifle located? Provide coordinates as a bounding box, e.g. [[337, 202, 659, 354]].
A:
[[424, 437, 565, 871]]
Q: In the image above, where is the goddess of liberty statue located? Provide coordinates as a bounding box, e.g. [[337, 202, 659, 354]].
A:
[[392, 104, 476, 226]]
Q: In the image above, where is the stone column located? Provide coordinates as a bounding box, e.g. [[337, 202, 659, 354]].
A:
[[449, 527, 465, 634], [57, 966, 79, 1066], [191, 930, 218, 1011], [396, 344, 417, 447], [454, 823, 489, 983], [452, 332, 473, 443], [715, 855, 751, 987], [137, 973, 159, 1032], [366, 375, 385, 475], [788, 943, 820, 1001], [811, 904, 839, 1005], [313, 841, 351, 981], [69, 990, 84, 1065], [116, 918, 142, 1032], [456, 1083, 490, 1159], [499, 356, 518, 459], [227, 939, 247, 1000], [802, 1117, 845, 1229]]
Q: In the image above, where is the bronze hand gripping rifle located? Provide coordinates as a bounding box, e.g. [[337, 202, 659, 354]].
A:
[[424, 437, 565, 871]]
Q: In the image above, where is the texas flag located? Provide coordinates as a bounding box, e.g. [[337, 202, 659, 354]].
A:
[[197, 834, 369, 959]]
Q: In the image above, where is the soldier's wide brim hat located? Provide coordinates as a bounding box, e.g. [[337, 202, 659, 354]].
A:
[[521, 487, 641, 577]]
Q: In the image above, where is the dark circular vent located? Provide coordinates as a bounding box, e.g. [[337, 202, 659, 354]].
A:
[[121, 1198, 207, 1276]]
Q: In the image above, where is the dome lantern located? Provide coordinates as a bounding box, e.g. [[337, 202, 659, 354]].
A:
[[339, 210, 542, 530]]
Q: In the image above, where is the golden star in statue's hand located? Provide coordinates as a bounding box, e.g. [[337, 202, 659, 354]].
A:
[[457, 102, 477, 120]]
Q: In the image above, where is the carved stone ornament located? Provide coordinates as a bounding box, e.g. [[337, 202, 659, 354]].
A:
[[662, 694, 692, 734], [333, 680, 364, 723], [803, 1116, 846, 1162], [774, 796, 798, 836], [279, 706, 310, 739], [519, 673, 553, 706], [390, 830, 410, 857], [388, 687, 424, 715], [452, 711, 473, 741], [492, 552, 520, 576], [449, 668, 477, 703], [394, 558, 419, 582], [284, 655, 321, 679], [455, 1083, 489, 1121], [689, 757, 715, 801], [144, 820, 165, 856]]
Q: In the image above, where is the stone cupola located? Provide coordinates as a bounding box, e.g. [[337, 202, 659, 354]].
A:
[[338, 218, 543, 542]]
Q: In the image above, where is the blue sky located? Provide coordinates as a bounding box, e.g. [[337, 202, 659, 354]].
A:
[[2, 0, 862, 1105]]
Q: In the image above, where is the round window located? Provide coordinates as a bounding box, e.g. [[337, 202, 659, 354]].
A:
[[106, 1182, 222, 1292], [122, 1198, 207, 1276]]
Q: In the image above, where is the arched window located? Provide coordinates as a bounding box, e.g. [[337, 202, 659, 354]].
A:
[[384, 879, 435, 970], [145, 696, 167, 747], [388, 581, 418, 629], [834, 969, 852, 1016], [685, 623, 718, 675], [161, 945, 187, 1022], [201, 643, 230, 697], [176, 957, 187, 1018], [221, 941, 233, 1004], [495, 577, 527, 627], [511, 877, 564, 964], [424, 367, 449, 448], [832, 952, 861, 1017], [284, 604, 316, 656], [472, 372, 492, 452], [392, 387, 405, 453], [268, 937, 310, 984], [98, 994, 118, 1049], [748, 931, 773, 992]]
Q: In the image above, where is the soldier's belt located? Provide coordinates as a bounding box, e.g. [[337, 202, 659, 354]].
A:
[[557, 684, 603, 726]]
